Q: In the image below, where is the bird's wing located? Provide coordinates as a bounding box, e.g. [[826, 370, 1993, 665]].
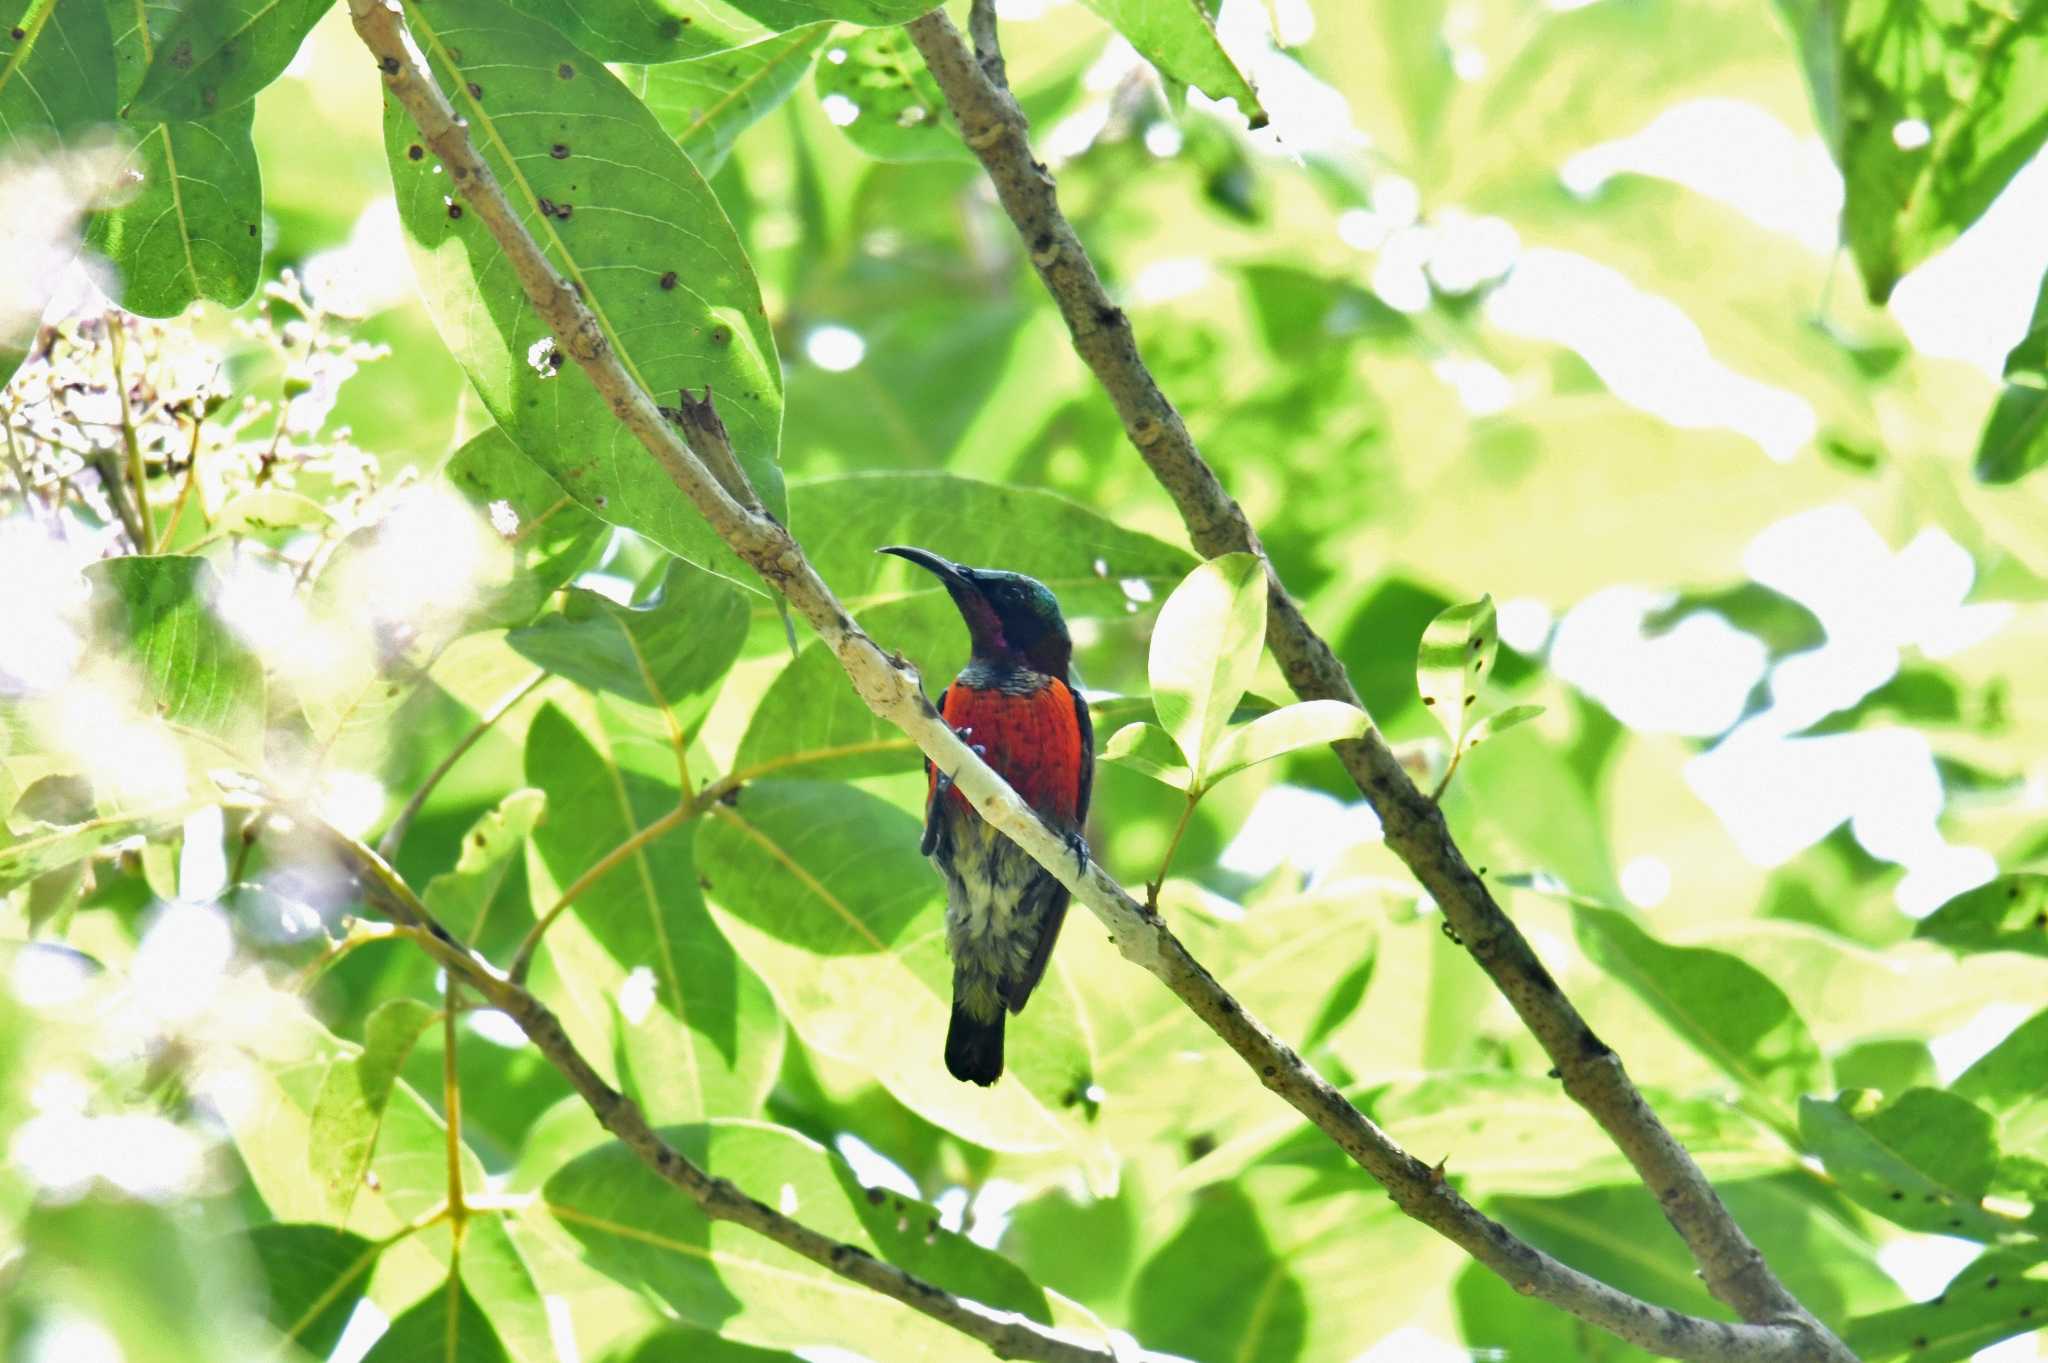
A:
[[1070, 675, 1094, 823], [921, 684, 949, 859]]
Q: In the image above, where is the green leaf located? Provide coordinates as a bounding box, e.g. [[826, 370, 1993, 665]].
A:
[[1833, 1039, 1937, 1097], [386, 0, 785, 580], [25, 1195, 252, 1363], [1150, 552, 1266, 782], [729, 609, 920, 783], [1131, 1184, 1305, 1363], [1974, 383, 2048, 486], [0, 805, 188, 894], [364, 1276, 512, 1363], [1776, 0, 2048, 301], [1574, 905, 1825, 1115], [423, 787, 546, 941], [525, 703, 782, 1122], [443, 427, 610, 628], [1416, 595, 1495, 751], [247, 1223, 382, 1358], [635, 26, 832, 176], [88, 113, 262, 315], [1464, 702, 1543, 750], [1205, 699, 1370, 786], [1953, 1006, 2048, 1123], [86, 554, 266, 745], [813, 26, 973, 165], [1845, 1246, 2048, 1363], [2002, 265, 2048, 387], [1798, 1092, 2014, 1241], [613, 1326, 802, 1362], [509, 558, 748, 708], [694, 779, 1106, 1166], [542, 1120, 1051, 1360], [1078, 0, 1264, 127], [127, 0, 332, 122], [500, 0, 928, 64], [308, 998, 441, 1221], [1098, 720, 1191, 791], [1917, 873, 2048, 958]]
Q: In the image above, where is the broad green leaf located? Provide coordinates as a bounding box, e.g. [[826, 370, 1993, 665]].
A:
[[509, 558, 747, 708], [247, 1223, 382, 1358], [615, 1326, 801, 1362], [1574, 906, 1825, 1116], [501, 0, 928, 64], [422, 788, 546, 939], [308, 997, 441, 1221], [363, 1276, 511, 1363], [386, 0, 785, 580], [25, 1195, 253, 1363], [813, 26, 973, 165], [730, 606, 920, 783], [1845, 1246, 2048, 1363], [127, 0, 331, 122], [1917, 873, 2048, 959], [1416, 595, 1496, 750], [635, 26, 832, 176], [1974, 383, 2048, 486], [1833, 1039, 1937, 1096], [86, 554, 266, 745], [1464, 702, 1543, 749], [1204, 699, 1370, 787], [0, 804, 190, 893], [2004, 267, 2048, 388], [1798, 1092, 2014, 1241], [443, 427, 609, 628], [694, 779, 1106, 1166], [1150, 552, 1265, 781], [1131, 1184, 1304, 1363], [1777, 0, 2048, 300], [542, 1120, 1051, 1360], [525, 703, 781, 1122], [1953, 1007, 2048, 1156], [1098, 720, 1190, 791], [1078, 0, 1264, 127]]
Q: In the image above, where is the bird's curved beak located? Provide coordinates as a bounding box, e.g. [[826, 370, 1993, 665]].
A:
[[878, 544, 1002, 650]]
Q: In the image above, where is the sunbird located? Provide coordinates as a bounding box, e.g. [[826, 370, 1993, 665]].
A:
[[879, 546, 1093, 1086]]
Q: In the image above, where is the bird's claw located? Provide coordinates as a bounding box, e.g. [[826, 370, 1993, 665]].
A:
[[1062, 829, 1091, 877]]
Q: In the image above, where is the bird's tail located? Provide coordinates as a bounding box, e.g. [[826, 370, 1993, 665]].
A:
[[945, 1002, 1005, 1086]]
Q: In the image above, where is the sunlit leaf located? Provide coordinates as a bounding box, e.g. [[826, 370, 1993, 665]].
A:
[[1953, 1006, 2048, 1157], [1416, 595, 1495, 751], [1099, 720, 1191, 791], [1131, 1184, 1304, 1362], [386, 0, 785, 580], [443, 427, 610, 628], [509, 558, 748, 709], [248, 1223, 382, 1358], [1845, 1246, 2048, 1363], [127, 0, 332, 122], [1078, 0, 1263, 127], [1798, 1091, 2014, 1241], [1205, 700, 1371, 787], [525, 703, 781, 1123], [635, 26, 834, 176], [308, 997, 441, 1222], [814, 26, 973, 164], [1974, 384, 2048, 486], [1464, 703, 1543, 750], [694, 779, 1107, 1167], [423, 788, 546, 939], [501, 0, 928, 64], [1574, 905, 1826, 1116], [363, 1275, 511, 1363], [542, 1120, 1050, 1360], [86, 554, 265, 745], [25, 1195, 251, 1363], [1150, 553, 1266, 781], [0, 805, 190, 895], [1917, 873, 2048, 959]]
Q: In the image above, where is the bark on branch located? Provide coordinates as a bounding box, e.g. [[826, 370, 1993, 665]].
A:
[[347, 2, 1847, 1360], [904, 9, 1854, 1363]]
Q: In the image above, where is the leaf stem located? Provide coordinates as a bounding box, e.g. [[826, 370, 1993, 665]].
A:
[[443, 979, 468, 1243], [378, 669, 547, 863], [1148, 789, 1201, 909], [108, 315, 157, 553], [508, 798, 692, 983]]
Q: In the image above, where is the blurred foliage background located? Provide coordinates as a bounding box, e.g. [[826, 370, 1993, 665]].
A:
[[2, 0, 2047, 1361]]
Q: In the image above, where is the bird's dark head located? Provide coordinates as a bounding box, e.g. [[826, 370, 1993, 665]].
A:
[[879, 545, 1072, 678]]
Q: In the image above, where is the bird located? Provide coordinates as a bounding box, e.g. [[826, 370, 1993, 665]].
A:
[[878, 545, 1092, 1087]]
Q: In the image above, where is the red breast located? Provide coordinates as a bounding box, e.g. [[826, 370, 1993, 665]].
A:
[[934, 679, 1083, 823]]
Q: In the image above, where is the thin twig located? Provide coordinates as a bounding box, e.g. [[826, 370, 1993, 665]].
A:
[[905, 11, 1850, 1361], [108, 315, 157, 552], [350, 5, 1841, 1359], [508, 799, 691, 985], [377, 669, 547, 863]]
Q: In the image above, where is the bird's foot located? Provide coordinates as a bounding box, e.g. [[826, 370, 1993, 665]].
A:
[[1062, 828, 1091, 877]]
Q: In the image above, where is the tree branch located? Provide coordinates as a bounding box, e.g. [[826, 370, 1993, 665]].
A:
[[347, 4, 1845, 1360], [904, 10, 1851, 1361]]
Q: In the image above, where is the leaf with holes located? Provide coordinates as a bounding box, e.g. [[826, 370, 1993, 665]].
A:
[[634, 25, 833, 176], [385, 0, 784, 582], [1799, 1091, 2014, 1241], [1845, 1246, 2048, 1363], [813, 25, 973, 164], [694, 779, 1108, 1170], [1917, 873, 2048, 959], [127, 0, 333, 122], [524, 703, 781, 1122], [508, 558, 748, 709], [1416, 595, 1496, 752], [542, 1119, 1050, 1360], [502, 0, 929, 63], [1149, 553, 1266, 784]]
